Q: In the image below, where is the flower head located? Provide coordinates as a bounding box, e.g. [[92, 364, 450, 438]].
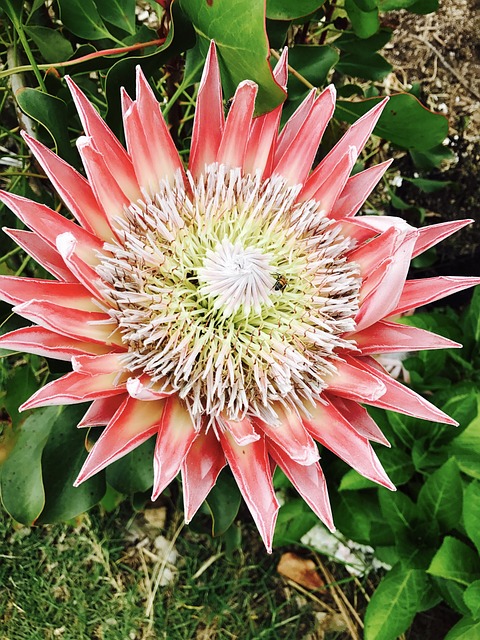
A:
[[0, 43, 478, 551]]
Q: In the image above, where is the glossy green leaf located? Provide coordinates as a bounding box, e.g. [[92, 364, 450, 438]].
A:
[[377, 447, 415, 486], [335, 94, 449, 151], [204, 469, 242, 537], [2, 364, 38, 428], [378, 490, 416, 534], [38, 405, 106, 522], [451, 414, 480, 479], [464, 581, 480, 619], [339, 469, 376, 491], [287, 45, 339, 97], [427, 537, 480, 586], [266, 0, 326, 20], [0, 407, 59, 524], [332, 491, 378, 544], [15, 88, 78, 166], [345, 0, 379, 39], [273, 498, 318, 546], [417, 459, 462, 532], [434, 577, 471, 616], [377, 0, 418, 9], [96, 0, 136, 34], [464, 481, 480, 554], [178, 0, 286, 114], [364, 564, 428, 640], [106, 437, 155, 494], [24, 26, 74, 63], [337, 51, 392, 81], [334, 29, 392, 52], [445, 616, 480, 640], [403, 177, 453, 192], [57, 0, 112, 40], [410, 143, 454, 169]]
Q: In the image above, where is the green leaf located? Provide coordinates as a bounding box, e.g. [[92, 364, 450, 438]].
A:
[[337, 51, 392, 81], [417, 458, 463, 531], [95, 0, 136, 34], [24, 26, 74, 63], [334, 28, 392, 52], [106, 437, 155, 494], [445, 616, 480, 640], [464, 481, 480, 554], [364, 564, 428, 640], [57, 0, 112, 40], [332, 491, 378, 544], [465, 286, 480, 344], [204, 470, 242, 537], [464, 581, 480, 619], [178, 0, 286, 114], [403, 177, 454, 192], [451, 413, 480, 479], [266, 0, 326, 20], [38, 405, 106, 522], [427, 537, 480, 587], [377, 447, 415, 485], [2, 364, 38, 428], [408, 0, 439, 13], [15, 88, 78, 166], [335, 94, 449, 151], [434, 577, 471, 616], [378, 490, 416, 534], [287, 45, 339, 97], [0, 407, 59, 524], [345, 0, 379, 39], [339, 469, 376, 491], [273, 498, 318, 546], [377, 0, 418, 9], [410, 144, 454, 169]]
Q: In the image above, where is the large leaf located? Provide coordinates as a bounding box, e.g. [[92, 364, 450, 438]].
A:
[[178, 0, 286, 114], [364, 564, 428, 640], [451, 414, 480, 479], [378, 490, 416, 535], [336, 51, 392, 82], [464, 481, 480, 554], [287, 45, 339, 97], [204, 469, 242, 537], [106, 437, 155, 494], [38, 405, 106, 522], [0, 407, 59, 524], [377, 447, 415, 486], [335, 94, 449, 151], [427, 537, 480, 587], [345, 0, 379, 39], [463, 581, 480, 620], [266, 0, 326, 20], [417, 458, 463, 532], [96, 0, 136, 35], [273, 498, 318, 546], [24, 26, 74, 63], [57, 0, 113, 40], [445, 616, 480, 640]]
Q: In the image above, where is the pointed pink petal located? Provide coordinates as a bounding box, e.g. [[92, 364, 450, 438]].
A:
[[78, 395, 126, 427], [216, 80, 257, 169], [22, 132, 112, 240], [325, 357, 386, 402], [77, 137, 129, 229], [126, 376, 173, 401], [121, 87, 133, 117], [413, 219, 474, 258], [0, 276, 97, 311], [329, 159, 393, 219], [350, 319, 461, 354], [72, 352, 124, 375], [272, 47, 289, 87], [182, 427, 227, 523], [20, 370, 126, 411], [66, 76, 141, 203], [354, 356, 458, 425], [389, 276, 480, 317], [123, 101, 157, 194], [74, 396, 165, 484], [12, 300, 122, 346], [306, 146, 357, 214], [268, 440, 334, 531], [0, 326, 112, 360], [339, 214, 410, 247], [151, 395, 197, 500], [134, 67, 185, 188], [256, 405, 320, 465], [273, 86, 336, 186], [55, 232, 106, 299], [327, 394, 390, 446], [274, 90, 316, 163], [0, 191, 103, 264], [189, 41, 225, 178], [304, 398, 395, 490], [3, 228, 75, 282], [218, 430, 279, 553], [302, 98, 389, 201], [223, 416, 260, 445]]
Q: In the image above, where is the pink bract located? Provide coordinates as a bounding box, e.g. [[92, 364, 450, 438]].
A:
[[0, 42, 478, 552]]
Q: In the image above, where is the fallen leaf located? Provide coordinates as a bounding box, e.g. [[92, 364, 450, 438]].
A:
[[277, 552, 325, 591]]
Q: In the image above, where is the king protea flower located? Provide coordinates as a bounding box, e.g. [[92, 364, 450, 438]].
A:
[[0, 43, 478, 551]]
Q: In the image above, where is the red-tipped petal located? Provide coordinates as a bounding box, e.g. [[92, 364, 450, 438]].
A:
[[307, 146, 357, 214], [218, 430, 279, 552], [151, 396, 197, 501], [325, 357, 386, 402], [72, 352, 124, 375], [268, 440, 334, 531], [0, 277, 97, 311], [274, 90, 316, 163], [22, 132, 112, 240], [189, 41, 225, 178], [20, 370, 126, 411], [74, 396, 165, 484], [217, 80, 258, 169], [302, 97, 389, 201], [182, 427, 226, 523], [413, 219, 473, 259], [223, 415, 260, 445], [0, 326, 112, 360], [327, 395, 390, 446], [390, 277, 480, 317], [330, 159, 393, 219], [66, 76, 141, 203], [274, 86, 336, 186], [13, 300, 122, 346], [257, 405, 320, 465], [272, 47, 289, 88], [78, 395, 126, 427], [304, 399, 395, 490], [356, 356, 458, 425], [351, 319, 461, 354], [3, 228, 75, 282]]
